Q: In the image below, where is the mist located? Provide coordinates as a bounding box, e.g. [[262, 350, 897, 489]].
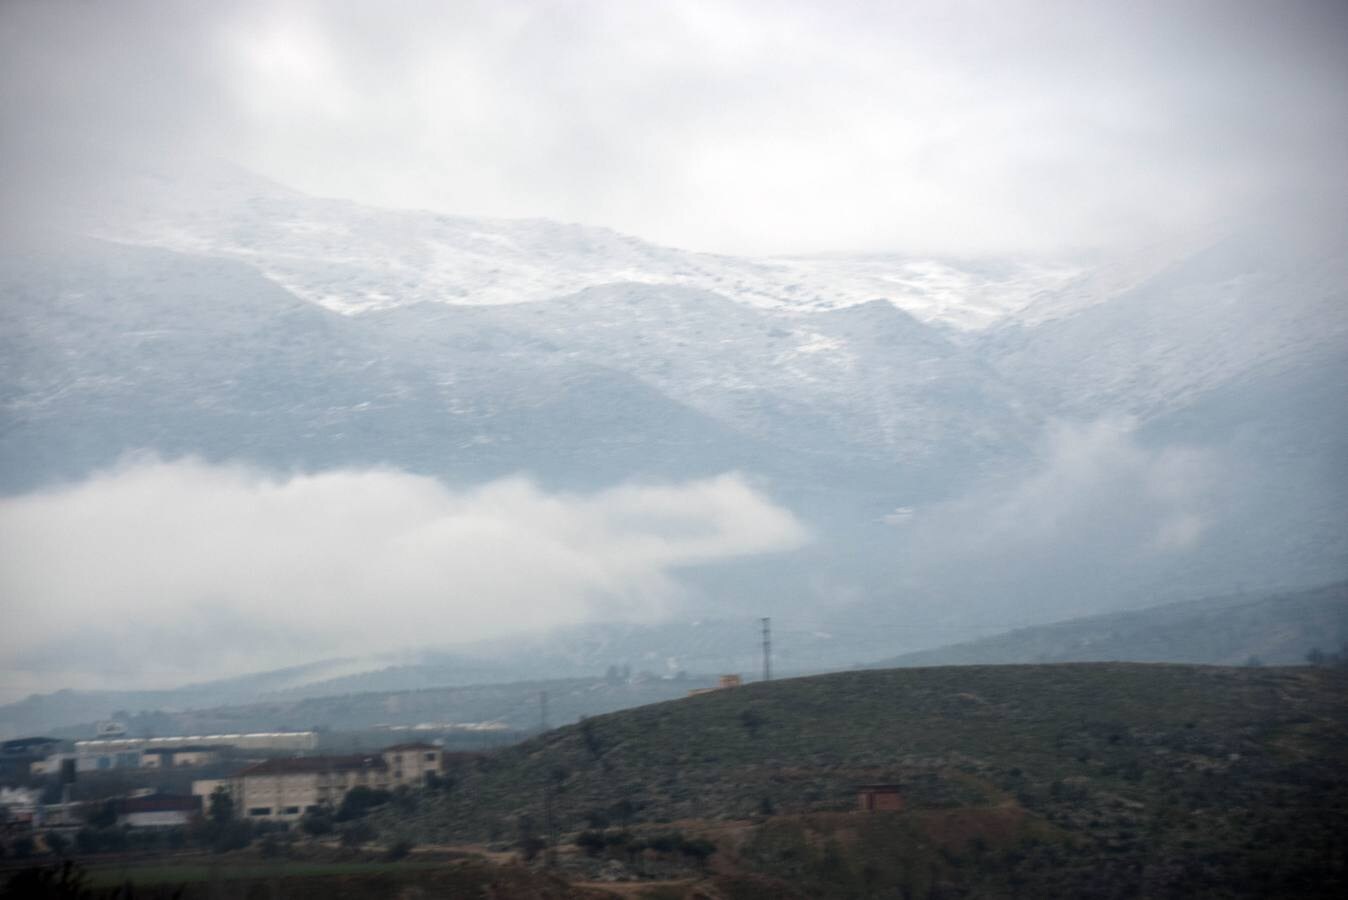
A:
[[0, 459, 806, 699], [894, 418, 1228, 624]]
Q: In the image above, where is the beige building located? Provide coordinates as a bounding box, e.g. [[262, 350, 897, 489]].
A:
[[196, 743, 444, 822], [140, 746, 223, 769], [381, 742, 443, 786]]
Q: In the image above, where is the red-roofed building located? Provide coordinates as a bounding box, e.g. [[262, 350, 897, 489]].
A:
[[856, 783, 904, 812]]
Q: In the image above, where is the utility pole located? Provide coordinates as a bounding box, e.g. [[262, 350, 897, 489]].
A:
[[539, 690, 549, 731], [761, 617, 772, 682]]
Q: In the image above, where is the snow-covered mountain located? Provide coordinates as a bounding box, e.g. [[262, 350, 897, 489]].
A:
[[65, 162, 1087, 328], [5, 162, 1346, 648]]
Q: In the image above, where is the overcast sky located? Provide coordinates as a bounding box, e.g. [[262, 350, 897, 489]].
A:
[[3, 0, 1345, 256]]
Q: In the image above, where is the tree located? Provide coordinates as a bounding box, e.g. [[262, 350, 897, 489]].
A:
[[43, 831, 69, 857], [384, 838, 415, 861], [258, 832, 283, 858], [211, 821, 253, 854], [680, 836, 717, 871], [208, 785, 234, 824], [575, 830, 606, 857], [87, 800, 118, 829], [339, 820, 376, 848], [75, 828, 100, 855], [515, 815, 545, 862], [300, 808, 334, 836], [610, 798, 636, 831], [336, 786, 391, 822], [580, 718, 604, 760]]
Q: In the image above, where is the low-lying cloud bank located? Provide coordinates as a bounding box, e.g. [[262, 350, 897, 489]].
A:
[[0, 460, 806, 695], [895, 417, 1226, 623]]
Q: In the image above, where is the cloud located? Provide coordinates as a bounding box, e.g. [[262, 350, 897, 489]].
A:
[[897, 418, 1225, 621], [0, 459, 806, 695], [3, 0, 1345, 255]]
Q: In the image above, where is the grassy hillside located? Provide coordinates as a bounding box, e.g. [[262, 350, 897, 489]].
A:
[[386, 663, 1347, 897], [873, 580, 1348, 668]]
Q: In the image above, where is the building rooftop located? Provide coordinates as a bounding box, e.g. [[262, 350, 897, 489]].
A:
[[237, 754, 388, 776], [142, 745, 227, 755], [382, 742, 440, 752], [2, 737, 62, 754], [117, 795, 202, 814]]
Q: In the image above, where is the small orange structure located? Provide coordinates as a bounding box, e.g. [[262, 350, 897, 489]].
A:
[[688, 674, 743, 697], [856, 783, 904, 812]]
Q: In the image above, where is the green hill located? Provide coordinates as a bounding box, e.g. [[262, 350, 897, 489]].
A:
[[388, 663, 1347, 898], [872, 581, 1348, 668]]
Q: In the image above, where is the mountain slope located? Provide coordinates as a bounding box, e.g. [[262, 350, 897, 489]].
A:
[[870, 581, 1348, 668], [3, 166, 1345, 678], [387, 663, 1348, 897], [0, 238, 817, 494], [63, 161, 1086, 329]]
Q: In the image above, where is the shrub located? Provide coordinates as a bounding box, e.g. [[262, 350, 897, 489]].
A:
[[516, 815, 545, 862], [86, 801, 118, 829], [258, 833, 282, 858], [575, 830, 606, 857], [580, 719, 604, 760], [336, 786, 392, 822], [680, 837, 717, 868], [42, 831, 68, 857], [301, 809, 334, 836], [74, 829, 99, 855], [339, 820, 377, 849], [211, 821, 253, 854], [384, 838, 415, 861], [647, 831, 679, 853], [207, 785, 234, 824], [518, 834, 547, 862], [391, 785, 417, 813]]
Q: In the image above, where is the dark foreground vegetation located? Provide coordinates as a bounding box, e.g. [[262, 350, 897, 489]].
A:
[[0, 857, 605, 900]]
